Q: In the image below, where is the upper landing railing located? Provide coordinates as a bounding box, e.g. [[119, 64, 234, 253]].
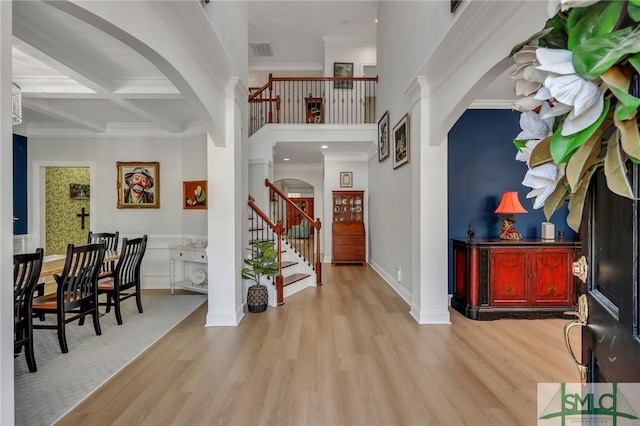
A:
[[248, 74, 378, 136]]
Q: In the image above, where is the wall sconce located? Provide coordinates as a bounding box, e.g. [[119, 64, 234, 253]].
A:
[[494, 191, 527, 240], [12, 83, 22, 125]]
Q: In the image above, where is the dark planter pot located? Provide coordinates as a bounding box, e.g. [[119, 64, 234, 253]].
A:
[[247, 284, 268, 313]]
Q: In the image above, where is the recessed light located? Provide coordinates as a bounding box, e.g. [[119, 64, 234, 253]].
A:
[[321, 145, 328, 149], [283, 158, 290, 161], [374, 18, 378, 24]]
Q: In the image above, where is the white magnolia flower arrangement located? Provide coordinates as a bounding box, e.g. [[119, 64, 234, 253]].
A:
[[511, 0, 640, 231]]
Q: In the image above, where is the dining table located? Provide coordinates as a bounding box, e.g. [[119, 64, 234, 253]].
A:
[[40, 250, 120, 279]]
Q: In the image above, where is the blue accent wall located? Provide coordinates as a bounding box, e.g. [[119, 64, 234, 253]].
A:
[[447, 109, 578, 292], [13, 134, 28, 235]]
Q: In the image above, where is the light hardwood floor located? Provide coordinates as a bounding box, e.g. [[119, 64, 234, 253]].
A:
[[58, 264, 578, 426]]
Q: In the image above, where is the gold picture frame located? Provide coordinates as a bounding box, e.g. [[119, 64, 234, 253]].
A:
[[183, 180, 207, 210], [117, 161, 160, 208]]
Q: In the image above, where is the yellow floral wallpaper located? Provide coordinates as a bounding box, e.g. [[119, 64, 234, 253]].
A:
[[46, 167, 90, 252]]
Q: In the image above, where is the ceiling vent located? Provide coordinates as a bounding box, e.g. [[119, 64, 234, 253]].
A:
[[249, 42, 273, 57]]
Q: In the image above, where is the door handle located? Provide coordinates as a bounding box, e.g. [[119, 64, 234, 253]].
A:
[[563, 294, 588, 383], [572, 256, 588, 283]]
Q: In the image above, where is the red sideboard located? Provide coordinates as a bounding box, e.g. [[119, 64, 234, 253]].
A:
[[451, 238, 581, 320]]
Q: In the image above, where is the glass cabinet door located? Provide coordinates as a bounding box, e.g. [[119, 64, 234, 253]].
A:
[[332, 191, 363, 222]]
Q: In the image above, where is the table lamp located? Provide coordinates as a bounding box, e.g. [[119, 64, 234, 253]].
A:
[[495, 191, 528, 240]]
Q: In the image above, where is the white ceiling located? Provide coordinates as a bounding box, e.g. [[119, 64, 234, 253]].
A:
[[12, 1, 517, 164]]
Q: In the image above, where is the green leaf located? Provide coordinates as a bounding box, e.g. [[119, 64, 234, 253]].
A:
[[543, 176, 569, 221], [513, 139, 527, 150], [628, 53, 640, 74], [600, 65, 640, 121], [539, 13, 569, 50], [567, 165, 599, 232], [629, 2, 640, 21], [550, 98, 610, 164], [604, 129, 635, 198], [573, 26, 640, 80], [567, 1, 624, 51], [511, 28, 554, 56]]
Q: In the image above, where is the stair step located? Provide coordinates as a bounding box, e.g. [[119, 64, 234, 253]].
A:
[[283, 273, 310, 287], [281, 261, 297, 269]]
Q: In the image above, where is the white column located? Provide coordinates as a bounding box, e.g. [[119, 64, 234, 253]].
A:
[[0, 1, 15, 423], [206, 77, 245, 326], [410, 77, 451, 324]]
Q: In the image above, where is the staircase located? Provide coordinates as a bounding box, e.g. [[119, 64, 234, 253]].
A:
[[247, 186, 321, 306]]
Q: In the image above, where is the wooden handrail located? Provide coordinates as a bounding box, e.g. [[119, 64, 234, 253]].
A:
[[270, 76, 378, 82], [265, 179, 319, 231], [265, 179, 322, 285], [247, 73, 378, 135], [248, 195, 277, 229]]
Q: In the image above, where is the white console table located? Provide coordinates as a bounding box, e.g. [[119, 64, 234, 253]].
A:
[[169, 246, 208, 294]]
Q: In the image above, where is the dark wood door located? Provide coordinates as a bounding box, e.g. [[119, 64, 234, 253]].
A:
[[578, 167, 640, 382]]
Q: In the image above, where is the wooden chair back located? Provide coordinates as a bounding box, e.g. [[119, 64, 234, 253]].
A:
[[114, 235, 147, 290], [14, 248, 44, 372], [98, 235, 147, 324], [56, 243, 106, 308], [87, 231, 119, 278]]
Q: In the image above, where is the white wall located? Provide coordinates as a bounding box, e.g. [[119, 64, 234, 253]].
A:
[[370, 1, 548, 323], [26, 133, 208, 291], [205, 1, 248, 84], [274, 163, 324, 254], [323, 38, 377, 77], [323, 153, 369, 263], [0, 2, 14, 423]]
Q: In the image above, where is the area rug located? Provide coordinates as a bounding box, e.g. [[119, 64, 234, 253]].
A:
[[14, 294, 207, 426]]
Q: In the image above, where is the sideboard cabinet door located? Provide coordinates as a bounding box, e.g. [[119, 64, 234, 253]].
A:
[[490, 250, 528, 306], [451, 239, 581, 320]]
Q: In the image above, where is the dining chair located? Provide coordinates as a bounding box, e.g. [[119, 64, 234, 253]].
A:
[[32, 243, 105, 354], [14, 248, 44, 372], [87, 231, 119, 280], [98, 235, 147, 325]]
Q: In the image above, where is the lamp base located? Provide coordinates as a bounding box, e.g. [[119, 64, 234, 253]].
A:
[[499, 215, 522, 240]]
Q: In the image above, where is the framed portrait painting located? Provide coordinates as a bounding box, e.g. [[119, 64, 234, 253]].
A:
[[378, 110, 390, 162], [117, 161, 160, 208], [333, 62, 354, 89], [393, 113, 410, 169], [183, 180, 207, 210]]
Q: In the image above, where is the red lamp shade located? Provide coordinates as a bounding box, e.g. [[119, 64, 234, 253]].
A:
[[494, 191, 528, 214]]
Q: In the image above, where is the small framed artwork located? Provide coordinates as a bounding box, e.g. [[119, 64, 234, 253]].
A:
[[340, 171, 353, 188], [333, 62, 354, 89], [183, 180, 207, 210], [117, 161, 160, 209], [393, 113, 410, 169], [378, 110, 390, 162], [69, 183, 90, 200]]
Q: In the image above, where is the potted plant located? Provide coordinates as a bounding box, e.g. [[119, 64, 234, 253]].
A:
[[242, 239, 279, 313]]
